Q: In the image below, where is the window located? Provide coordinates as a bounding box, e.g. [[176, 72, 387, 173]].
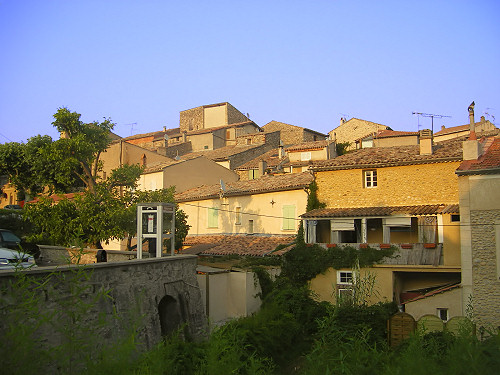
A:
[[226, 130, 231, 140], [207, 207, 218, 228], [204, 145, 209, 149], [364, 170, 377, 188], [451, 214, 460, 222], [282, 205, 296, 230], [248, 219, 254, 234], [248, 169, 261, 180], [235, 207, 241, 225], [337, 271, 353, 285], [301, 152, 312, 161], [437, 308, 448, 321], [337, 270, 354, 299]]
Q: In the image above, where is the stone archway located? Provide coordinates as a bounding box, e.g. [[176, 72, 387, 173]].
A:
[[158, 295, 183, 337]]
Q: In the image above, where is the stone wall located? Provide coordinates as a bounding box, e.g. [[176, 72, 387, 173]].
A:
[[329, 118, 388, 149], [315, 162, 461, 208], [227, 102, 249, 125], [0, 256, 207, 359], [180, 106, 204, 133], [262, 121, 305, 146], [470, 210, 500, 329], [157, 141, 193, 158], [227, 143, 276, 170]]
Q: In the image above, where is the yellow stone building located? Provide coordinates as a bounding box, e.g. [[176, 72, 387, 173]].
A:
[[304, 134, 465, 320]]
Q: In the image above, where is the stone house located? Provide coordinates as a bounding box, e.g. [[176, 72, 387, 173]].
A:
[[175, 171, 314, 237], [456, 134, 500, 329], [262, 120, 327, 146], [99, 139, 175, 180], [329, 117, 390, 150], [303, 136, 464, 318], [434, 116, 498, 143], [137, 156, 238, 194], [179, 131, 280, 171], [235, 140, 336, 180]]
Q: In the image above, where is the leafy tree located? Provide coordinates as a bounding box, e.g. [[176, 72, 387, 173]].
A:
[[20, 107, 190, 249]]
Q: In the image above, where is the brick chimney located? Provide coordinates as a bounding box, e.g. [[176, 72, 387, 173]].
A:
[[463, 101, 481, 160], [419, 129, 433, 155]]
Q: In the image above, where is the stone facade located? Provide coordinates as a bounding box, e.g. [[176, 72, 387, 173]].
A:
[[180, 106, 204, 133], [470, 210, 500, 329], [316, 162, 461, 208], [0, 256, 207, 364], [262, 121, 326, 146], [330, 118, 389, 150], [227, 102, 250, 125]]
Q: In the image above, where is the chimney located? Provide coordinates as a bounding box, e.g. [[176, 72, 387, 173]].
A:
[[258, 160, 267, 176], [441, 125, 446, 131], [163, 126, 167, 132], [278, 140, 284, 159], [182, 131, 187, 143], [480, 115, 485, 123], [463, 101, 481, 160], [468, 101, 476, 140], [340, 117, 346, 126], [419, 129, 433, 155]]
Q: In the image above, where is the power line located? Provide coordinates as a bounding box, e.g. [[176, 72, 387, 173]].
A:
[[179, 201, 499, 227]]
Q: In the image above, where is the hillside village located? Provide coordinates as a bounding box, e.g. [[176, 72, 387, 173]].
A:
[[1, 101, 500, 331]]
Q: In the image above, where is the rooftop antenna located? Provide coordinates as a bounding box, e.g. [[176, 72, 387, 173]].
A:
[[484, 108, 496, 124], [411, 112, 451, 133], [124, 122, 138, 136]]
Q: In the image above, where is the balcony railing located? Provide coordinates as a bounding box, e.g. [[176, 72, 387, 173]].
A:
[[316, 243, 443, 266]]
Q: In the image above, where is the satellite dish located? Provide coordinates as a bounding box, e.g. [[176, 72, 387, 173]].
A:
[[164, 134, 169, 141], [220, 179, 226, 192]]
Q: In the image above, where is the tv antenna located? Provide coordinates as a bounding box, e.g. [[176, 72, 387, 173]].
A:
[[411, 112, 451, 133], [124, 122, 138, 136]]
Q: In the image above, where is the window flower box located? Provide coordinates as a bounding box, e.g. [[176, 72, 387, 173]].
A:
[[401, 244, 413, 249], [424, 243, 436, 249], [326, 244, 337, 248], [380, 243, 391, 249]]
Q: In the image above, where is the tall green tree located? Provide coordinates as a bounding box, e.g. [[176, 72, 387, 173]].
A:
[[21, 107, 190, 249]]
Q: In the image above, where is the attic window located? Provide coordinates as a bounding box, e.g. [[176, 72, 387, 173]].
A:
[[364, 170, 377, 188]]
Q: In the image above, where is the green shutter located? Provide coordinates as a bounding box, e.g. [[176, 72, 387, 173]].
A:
[[282, 205, 296, 230], [208, 207, 218, 228]]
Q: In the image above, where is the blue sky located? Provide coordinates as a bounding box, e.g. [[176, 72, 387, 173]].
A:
[[1, 0, 499, 143]]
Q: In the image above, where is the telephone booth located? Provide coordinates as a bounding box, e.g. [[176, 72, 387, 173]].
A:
[[136, 203, 176, 259]]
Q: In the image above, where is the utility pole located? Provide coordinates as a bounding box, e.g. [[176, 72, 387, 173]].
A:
[[412, 112, 451, 134]]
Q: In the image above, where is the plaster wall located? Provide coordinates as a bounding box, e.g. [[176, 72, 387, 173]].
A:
[[404, 288, 462, 321], [178, 189, 308, 236]]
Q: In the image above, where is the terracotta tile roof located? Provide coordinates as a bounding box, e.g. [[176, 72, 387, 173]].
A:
[[181, 234, 295, 256], [235, 148, 289, 170], [456, 136, 500, 174], [122, 128, 180, 141], [286, 140, 330, 152], [301, 204, 459, 218], [402, 283, 461, 304], [434, 124, 470, 136], [375, 130, 419, 138], [181, 144, 262, 162], [310, 139, 463, 171], [175, 171, 313, 202], [29, 192, 84, 204]]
